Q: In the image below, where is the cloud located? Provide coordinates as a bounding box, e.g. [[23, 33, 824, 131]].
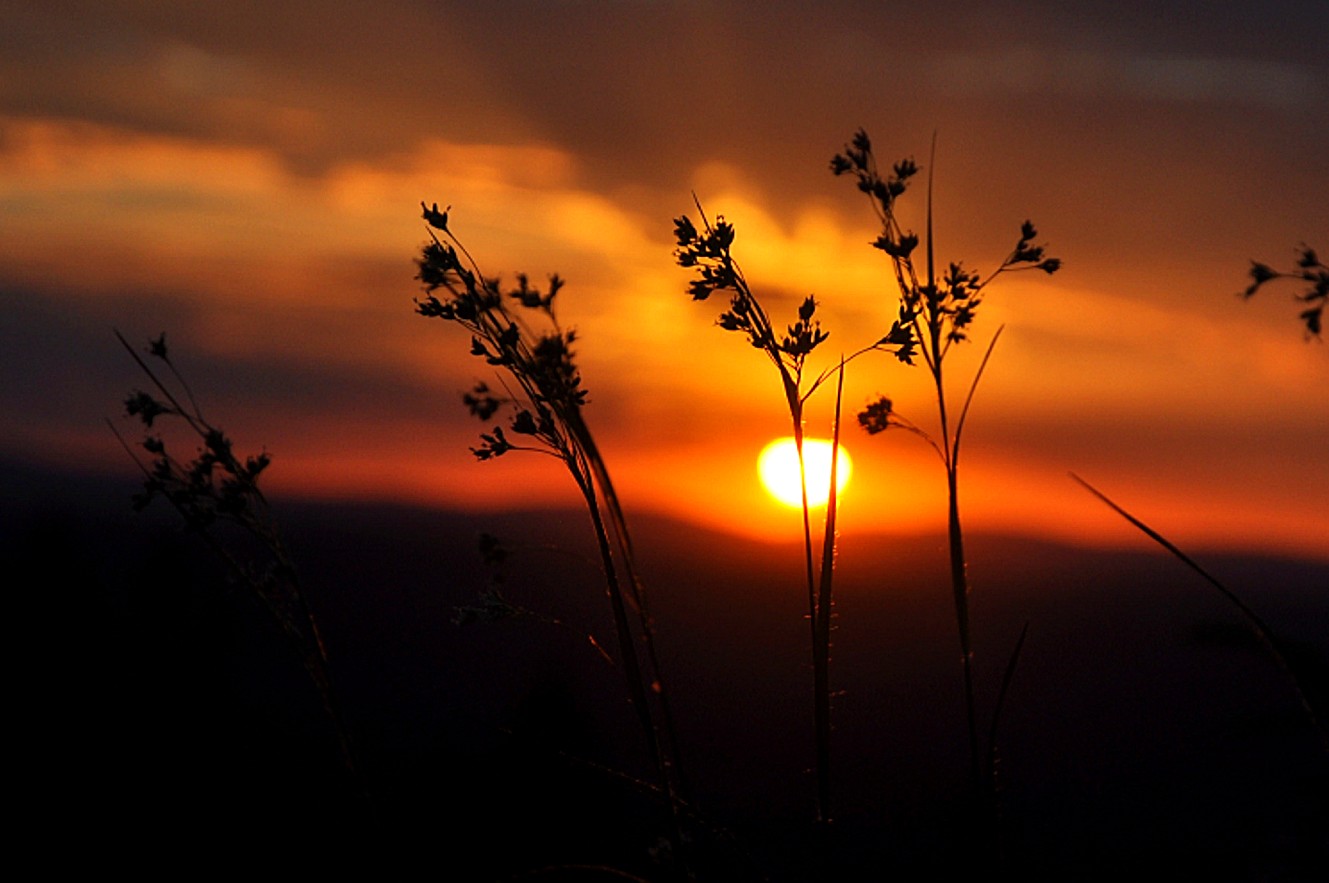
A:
[[931, 48, 1323, 108]]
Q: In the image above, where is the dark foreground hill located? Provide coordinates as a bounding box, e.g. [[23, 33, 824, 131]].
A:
[[5, 458, 1327, 879]]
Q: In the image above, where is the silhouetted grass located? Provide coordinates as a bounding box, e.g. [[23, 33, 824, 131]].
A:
[[109, 330, 360, 793], [674, 198, 912, 827], [98, 146, 1327, 883], [1072, 472, 1329, 754], [415, 203, 689, 872], [833, 130, 1058, 825]]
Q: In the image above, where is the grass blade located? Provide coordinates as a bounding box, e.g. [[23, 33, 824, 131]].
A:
[[1070, 472, 1328, 753]]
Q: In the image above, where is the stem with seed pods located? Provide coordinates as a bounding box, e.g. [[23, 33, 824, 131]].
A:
[[414, 206, 687, 863], [833, 129, 1061, 836], [673, 201, 903, 828]]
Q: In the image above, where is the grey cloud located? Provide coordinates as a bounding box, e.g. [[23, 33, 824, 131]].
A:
[[0, 279, 473, 447], [931, 48, 1323, 108], [2, 1, 1324, 214]]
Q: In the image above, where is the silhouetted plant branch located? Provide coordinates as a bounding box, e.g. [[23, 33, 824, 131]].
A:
[[674, 196, 912, 826], [1242, 244, 1326, 339], [109, 330, 360, 787], [833, 128, 1060, 822], [415, 203, 688, 867]]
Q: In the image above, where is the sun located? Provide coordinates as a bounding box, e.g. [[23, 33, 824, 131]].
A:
[[757, 437, 852, 508]]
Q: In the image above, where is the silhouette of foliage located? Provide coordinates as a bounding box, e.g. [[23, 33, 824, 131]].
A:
[[675, 191, 914, 825], [415, 203, 688, 865], [833, 128, 1058, 845], [1242, 244, 1326, 338], [110, 330, 357, 781], [831, 130, 1059, 361], [675, 209, 835, 395], [416, 207, 584, 463]]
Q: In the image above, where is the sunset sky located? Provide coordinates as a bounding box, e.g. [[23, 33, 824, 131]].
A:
[[3, 1, 1326, 557]]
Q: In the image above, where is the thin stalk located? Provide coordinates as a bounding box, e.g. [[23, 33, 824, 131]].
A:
[[551, 418, 691, 866], [793, 407, 829, 825], [676, 198, 855, 828], [987, 620, 1030, 778], [586, 429, 690, 815], [115, 331, 213, 444], [1071, 473, 1329, 754], [567, 383, 687, 817], [945, 457, 979, 790], [949, 328, 1005, 795], [812, 360, 847, 825], [984, 619, 1030, 869], [794, 409, 819, 664], [578, 474, 671, 793], [919, 149, 981, 793], [954, 328, 1005, 446]]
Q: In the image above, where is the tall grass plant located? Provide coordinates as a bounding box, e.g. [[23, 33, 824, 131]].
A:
[[414, 203, 688, 868], [832, 130, 1059, 827]]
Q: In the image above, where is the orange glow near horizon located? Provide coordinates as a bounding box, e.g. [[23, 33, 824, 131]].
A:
[[3, 109, 1326, 564]]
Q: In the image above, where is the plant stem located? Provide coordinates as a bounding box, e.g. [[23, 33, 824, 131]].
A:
[[946, 460, 980, 789], [812, 362, 846, 826], [1072, 473, 1329, 754], [790, 376, 832, 823], [580, 478, 662, 766], [566, 408, 696, 874]]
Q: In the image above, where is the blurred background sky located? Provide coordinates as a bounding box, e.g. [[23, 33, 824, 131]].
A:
[[3, 1, 1326, 556]]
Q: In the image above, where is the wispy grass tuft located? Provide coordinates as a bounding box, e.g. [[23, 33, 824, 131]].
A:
[[109, 330, 360, 788], [414, 203, 688, 865], [673, 197, 912, 826], [832, 129, 1060, 821]]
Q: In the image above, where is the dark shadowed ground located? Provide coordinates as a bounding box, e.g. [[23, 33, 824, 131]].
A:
[[6, 456, 1326, 879]]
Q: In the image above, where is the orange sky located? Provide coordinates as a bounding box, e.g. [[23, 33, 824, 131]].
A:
[[2, 2, 1326, 558]]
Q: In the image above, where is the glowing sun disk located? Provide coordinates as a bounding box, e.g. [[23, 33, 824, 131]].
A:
[[758, 437, 852, 508]]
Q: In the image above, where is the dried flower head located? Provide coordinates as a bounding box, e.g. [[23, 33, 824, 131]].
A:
[[416, 203, 588, 462]]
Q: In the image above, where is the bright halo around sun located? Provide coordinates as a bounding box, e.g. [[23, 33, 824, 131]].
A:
[[758, 437, 852, 508]]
